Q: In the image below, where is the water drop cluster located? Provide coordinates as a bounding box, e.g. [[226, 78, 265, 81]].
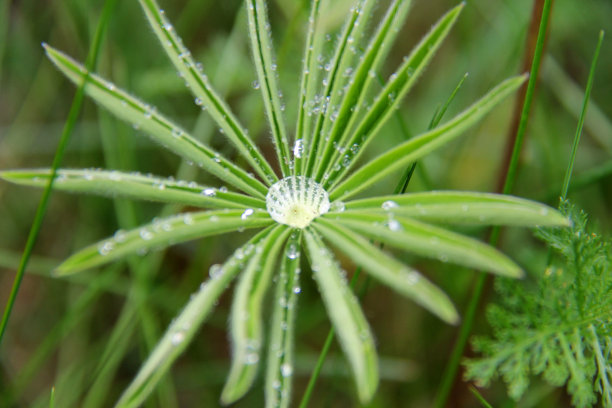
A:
[[266, 176, 330, 229]]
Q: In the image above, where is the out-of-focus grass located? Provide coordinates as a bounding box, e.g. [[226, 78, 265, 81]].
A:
[[0, 0, 610, 407]]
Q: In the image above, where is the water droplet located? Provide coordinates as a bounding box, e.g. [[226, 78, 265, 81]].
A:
[[387, 219, 402, 231], [280, 363, 293, 377], [241, 208, 255, 220], [266, 176, 330, 229], [209, 264, 223, 279], [171, 330, 185, 346], [293, 286, 301, 294], [114, 230, 127, 242], [245, 352, 259, 365], [286, 243, 299, 259], [382, 200, 399, 211], [183, 213, 194, 225], [293, 138, 304, 158], [201, 188, 216, 197], [140, 229, 153, 240], [98, 241, 114, 256], [539, 208, 549, 216], [194, 97, 203, 106], [330, 201, 345, 212], [252, 80, 260, 89]]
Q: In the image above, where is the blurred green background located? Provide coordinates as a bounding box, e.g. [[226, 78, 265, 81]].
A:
[[0, 0, 610, 406]]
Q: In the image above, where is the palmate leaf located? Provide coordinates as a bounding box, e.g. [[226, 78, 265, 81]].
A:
[[304, 230, 379, 403], [44, 45, 268, 198], [465, 202, 612, 407], [115, 227, 273, 408], [55, 210, 273, 276], [0, 169, 265, 210], [343, 191, 570, 226], [330, 74, 527, 201], [138, 0, 278, 185]]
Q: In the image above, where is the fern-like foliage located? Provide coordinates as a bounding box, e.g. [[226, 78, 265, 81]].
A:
[[465, 200, 612, 407]]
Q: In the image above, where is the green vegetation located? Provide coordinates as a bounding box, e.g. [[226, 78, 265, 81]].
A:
[[0, 0, 609, 407]]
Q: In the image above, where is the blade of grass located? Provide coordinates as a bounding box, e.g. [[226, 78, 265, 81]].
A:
[[1, 169, 265, 210], [221, 226, 290, 404], [44, 45, 268, 198], [434, 1, 554, 406], [138, 0, 278, 184], [246, 0, 291, 176], [0, 0, 118, 347], [560, 31, 604, 200], [329, 75, 526, 201]]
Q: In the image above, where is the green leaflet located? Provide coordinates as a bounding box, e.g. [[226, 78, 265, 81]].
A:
[[44, 45, 268, 198], [222, 225, 290, 404], [115, 227, 274, 408], [329, 74, 527, 201], [313, 218, 459, 323], [322, 3, 463, 187], [265, 235, 301, 408], [138, 0, 278, 185], [55, 210, 273, 275], [342, 191, 570, 226], [325, 213, 522, 278], [303, 229, 379, 403], [1, 169, 265, 210]]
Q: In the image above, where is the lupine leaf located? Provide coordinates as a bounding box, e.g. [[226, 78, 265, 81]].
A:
[[265, 234, 301, 408], [246, 0, 291, 176], [313, 218, 459, 323], [55, 210, 273, 276], [303, 229, 378, 403], [323, 3, 464, 187], [0, 169, 265, 210], [326, 213, 522, 277], [313, 0, 413, 181], [222, 225, 290, 404], [44, 44, 268, 198], [329, 74, 527, 201], [115, 228, 272, 408], [138, 0, 278, 185], [342, 192, 570, 227]]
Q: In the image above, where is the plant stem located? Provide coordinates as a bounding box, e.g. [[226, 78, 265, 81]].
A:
[[0, 0, 118, 347], [434, 1, 554, 406]]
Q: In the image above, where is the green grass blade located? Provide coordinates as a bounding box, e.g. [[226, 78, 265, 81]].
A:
[[326, 213, 522, 278], [313, 0, 412, 180], [114, 228, 273, 408], [1, 169, 265, 210], [246, 0, 291, 176], [265, 234, 301, 408], [294, 0, 323, 175], [221, 226, 290, 404], [312, 219, 459, 323], [322, 4, 464, 187], [0, 0, 118, 347], [560, 31, 604, 200], [55, 209, 273, 276], [304, 0, 376, 177], [329, 74, 527, 201], [138, 0, 278, 185], [303, 229, 378, 403], [43, 45, 268, 198], [343, 192, 570, 226]]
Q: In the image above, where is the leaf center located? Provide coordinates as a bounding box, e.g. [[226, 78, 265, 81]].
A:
[[266, 176, 330, 228]]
